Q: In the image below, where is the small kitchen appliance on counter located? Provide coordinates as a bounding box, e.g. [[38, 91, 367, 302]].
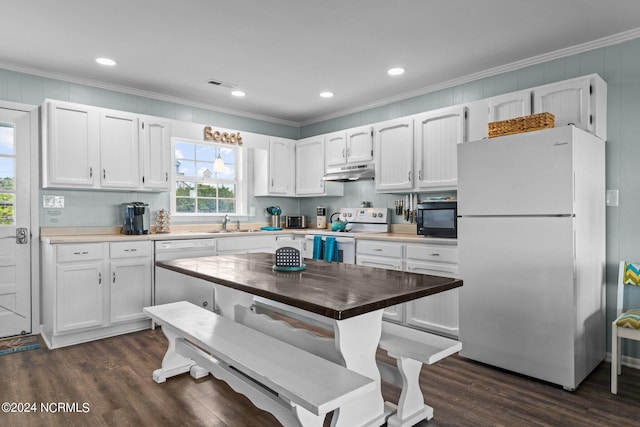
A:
[[316, 207, 327, 229], [285, 215, 308, 229], [122, 202, 150, 235]]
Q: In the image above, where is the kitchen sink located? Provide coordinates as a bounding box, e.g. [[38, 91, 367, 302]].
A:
[[189, 229, 258, 233]]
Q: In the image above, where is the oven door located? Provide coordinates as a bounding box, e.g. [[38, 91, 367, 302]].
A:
[[304, 235, 355, 264]]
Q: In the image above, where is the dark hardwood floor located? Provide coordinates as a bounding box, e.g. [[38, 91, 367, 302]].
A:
[[2, 326, 639, 427]]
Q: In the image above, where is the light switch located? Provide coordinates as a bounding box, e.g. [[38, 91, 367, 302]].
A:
[[606, 189, 619, 207]]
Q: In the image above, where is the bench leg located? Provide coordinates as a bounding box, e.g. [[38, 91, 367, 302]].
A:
[[386, 356, 433, 427], [153, 324, 198, 383]]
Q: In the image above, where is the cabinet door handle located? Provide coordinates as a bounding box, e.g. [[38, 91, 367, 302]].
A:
[[98, 272, 102, 285], [342, 149, 345, 158], [418, 170, 423, 180], [73, 251, 89, 255], [408, 171, 412, 182], [430, 253, 440, 257], [112, 272, 116, 283], [373, 248, 383, 252], [124, 248, 137, 252], [165, 172, 169, 182], [103, 169, 106, 179], [89, 167, 93, 178]]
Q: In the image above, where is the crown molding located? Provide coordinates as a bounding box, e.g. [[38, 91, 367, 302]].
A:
[[2, 27, 640, 129], [0, 61, 300, 128], [299, 27, 640, 127]]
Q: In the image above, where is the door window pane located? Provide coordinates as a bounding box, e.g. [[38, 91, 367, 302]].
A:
[[0, 124, 14, 155], [0, 193, 14, 225], [0, 157, 14, 190]]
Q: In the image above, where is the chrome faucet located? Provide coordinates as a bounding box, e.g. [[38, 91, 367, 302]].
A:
[[222, 214, 230, 231]]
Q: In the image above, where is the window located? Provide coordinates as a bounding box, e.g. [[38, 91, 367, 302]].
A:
[[0, 123, 15, 225], [172, 139, 245, 216]]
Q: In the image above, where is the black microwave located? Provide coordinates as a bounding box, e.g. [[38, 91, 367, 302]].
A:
[[416, 201, 457, 238]]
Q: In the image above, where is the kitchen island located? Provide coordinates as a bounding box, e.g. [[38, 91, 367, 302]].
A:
[[155, 253, 462, 427]]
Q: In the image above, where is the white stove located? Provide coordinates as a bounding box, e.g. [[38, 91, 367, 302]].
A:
[[306, 207, 390, 236], [304, 208, 390, 263]]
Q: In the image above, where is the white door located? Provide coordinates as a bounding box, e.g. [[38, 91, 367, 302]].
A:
[[269, 137, 294, 195], [346, 126, 373, 164], [374, 117, 414, 192], [0, 107, 32, 338], [414, 106, 466, 190], [325, 131, 347, 168], [295, 137, 325, 195], [458, 216, 575, 387], [533, 78, 591, 132], [457, 126, 574, 216], [140, 119, 170, 190], [488, 90, 532, 122], [100, 111, 139, 189]]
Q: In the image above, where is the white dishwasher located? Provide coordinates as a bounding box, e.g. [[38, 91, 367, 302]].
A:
[[155, 239, 217, 311]]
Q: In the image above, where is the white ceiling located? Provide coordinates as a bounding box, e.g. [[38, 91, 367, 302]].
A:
[[3, 0, 640, 126]]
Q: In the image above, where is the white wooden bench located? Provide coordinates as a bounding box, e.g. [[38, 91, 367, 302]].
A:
[[248, 300, 461, 426], [378, 321, 462, 427], [143, 301, 375, 427]]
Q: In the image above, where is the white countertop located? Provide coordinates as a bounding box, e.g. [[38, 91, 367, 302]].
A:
[[40, 225, 456, 245]]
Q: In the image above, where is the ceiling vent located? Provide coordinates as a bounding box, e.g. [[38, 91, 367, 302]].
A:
[[207, 79, 236, 89]]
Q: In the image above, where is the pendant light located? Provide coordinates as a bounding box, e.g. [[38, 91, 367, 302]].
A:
[[213, 150, 225, 172]]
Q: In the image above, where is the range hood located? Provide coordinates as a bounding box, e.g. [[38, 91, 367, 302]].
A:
[[323, 163, 375, 182]]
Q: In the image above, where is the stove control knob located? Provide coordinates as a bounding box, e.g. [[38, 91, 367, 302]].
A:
[[372, 212, 378, 218], [348, 213, 353, 217]]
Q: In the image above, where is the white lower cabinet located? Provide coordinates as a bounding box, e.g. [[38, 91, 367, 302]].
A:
[[109, 241, 152, 324], [356, 238, 459, 337], [42, 241, 152, 349], [55, 260, 105, 333]]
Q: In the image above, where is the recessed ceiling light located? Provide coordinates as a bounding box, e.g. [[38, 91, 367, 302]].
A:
[[387, 67, 405, 76], [231, 90, 246, 97], [320, 91, 334, 98], [96, 57, 117, 66]]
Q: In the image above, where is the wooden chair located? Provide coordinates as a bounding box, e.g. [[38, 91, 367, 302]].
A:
[[611, 261, 640, 394]]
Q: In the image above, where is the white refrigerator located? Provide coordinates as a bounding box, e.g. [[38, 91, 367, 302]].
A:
[[457, 125, 606, 390]]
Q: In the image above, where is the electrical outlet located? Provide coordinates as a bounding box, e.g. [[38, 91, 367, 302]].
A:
[[43, 195, 65, 208], [606, 189, 619, 206]]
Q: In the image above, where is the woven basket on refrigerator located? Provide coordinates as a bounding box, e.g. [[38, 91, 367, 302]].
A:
[[488, 112, 555, 138]]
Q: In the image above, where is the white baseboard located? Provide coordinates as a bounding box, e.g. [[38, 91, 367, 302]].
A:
[[606, 352, 640, 370]]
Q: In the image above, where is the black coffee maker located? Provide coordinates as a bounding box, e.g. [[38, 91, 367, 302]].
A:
[[122, 202, 150, 235]]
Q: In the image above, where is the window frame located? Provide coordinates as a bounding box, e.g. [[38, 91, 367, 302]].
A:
[[170, 137, 247, 217]]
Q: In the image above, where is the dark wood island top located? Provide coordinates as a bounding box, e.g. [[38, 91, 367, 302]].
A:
[[156, 253, 462, 320]]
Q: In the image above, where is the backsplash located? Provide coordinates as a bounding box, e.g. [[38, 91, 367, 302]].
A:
[[41, 183, 454, 228]]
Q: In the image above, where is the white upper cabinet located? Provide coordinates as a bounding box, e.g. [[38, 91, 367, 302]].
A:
[[374, 117, 414, 192], [295, 136, 343, 197], [325, 131, 347, 168], [270, 137, 295, 195], [414, 106, 466, 191], [254, 137, 296, 196], [345, 126, 373, 164], [99, 111, 139, 189], [488, 90, 532, 122], [296, 136, 325, 195], [140, 119, 171, 191], [44, 101, 99, 188], [325, 126, 373, 169], [43, 100, 171, 192], [533, 74, 607, 140]]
